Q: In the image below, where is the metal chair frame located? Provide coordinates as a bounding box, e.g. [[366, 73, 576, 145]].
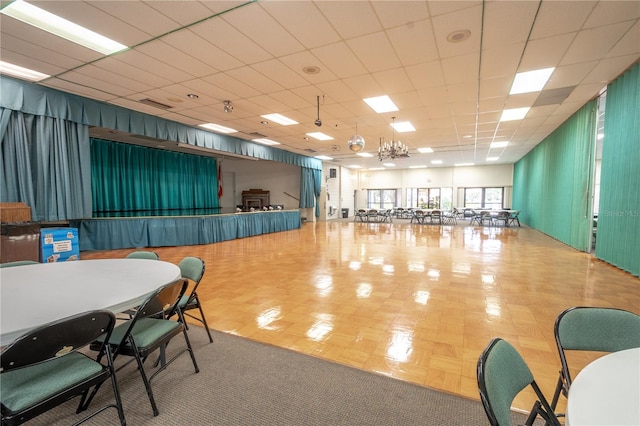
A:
[[550, 306, 640, 414], [1, 310, 126, 426], [477, 338, 560, 426]]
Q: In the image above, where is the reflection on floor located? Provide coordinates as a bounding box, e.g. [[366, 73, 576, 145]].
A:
[[81, 220, 640, 416]]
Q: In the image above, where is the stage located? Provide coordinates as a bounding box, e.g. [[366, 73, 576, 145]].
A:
[[69, 209, 302, 251]]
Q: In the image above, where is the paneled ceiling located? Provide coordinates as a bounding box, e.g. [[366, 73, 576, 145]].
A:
[[1, 0, 639, 169]]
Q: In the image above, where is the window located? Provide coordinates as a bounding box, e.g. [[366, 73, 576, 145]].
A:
[[367, 189, 398, 209], [406, 188, 452, 209], [464, 187, 503, 209]]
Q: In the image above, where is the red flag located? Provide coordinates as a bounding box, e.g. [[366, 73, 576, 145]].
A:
[[217, 162, 223, 198]]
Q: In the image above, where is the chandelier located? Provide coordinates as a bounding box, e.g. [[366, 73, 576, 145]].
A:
[[378, 116, 409, 161]]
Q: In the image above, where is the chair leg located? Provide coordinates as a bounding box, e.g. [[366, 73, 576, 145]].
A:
[[196, 304, 214, 343]]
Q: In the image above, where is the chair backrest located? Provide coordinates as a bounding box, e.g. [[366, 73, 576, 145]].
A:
[[477, 338, 535, 426], [1, 310, 116, 371], [555, 306, 640, 384], [126, 250, 160, 260], [178, 256, 205, 286], [0, 260, 39, 268], [136, 279, 188, 321]]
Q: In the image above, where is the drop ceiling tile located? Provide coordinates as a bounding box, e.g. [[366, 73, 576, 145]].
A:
[[405, 61, 446, 90], [227, 66, 284, 94], [519, 33, 576, 70], [387, 19, 439, 66], [316, 1, 381, 39], [190, 16, 272, 65], [261, 1, 341, 49], [440, 53, 480, 85], [348, 32, 401, 73], [135, 40, 217, 78], [608, 20, 640, 57], [483, 1, 539, 47], [480, 43, 524, 78], [312, 42, 368, 79], [562, 21, 637, 64], [531, 2, 596, 39], [222, 4, 304, 57]]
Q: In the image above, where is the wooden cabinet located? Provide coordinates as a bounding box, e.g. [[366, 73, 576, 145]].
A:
[[242, 189, 270, 209]]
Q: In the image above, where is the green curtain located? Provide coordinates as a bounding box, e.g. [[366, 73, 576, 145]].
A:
[[596, 62, 640, 277], [513, 100, 596, 251], [91, 138, 219, 212]]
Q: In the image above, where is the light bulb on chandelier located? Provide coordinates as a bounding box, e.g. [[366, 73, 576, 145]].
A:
[[378, 116, 409, 161]]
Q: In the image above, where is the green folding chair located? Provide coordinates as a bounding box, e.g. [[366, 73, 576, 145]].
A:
[[477, 338, 560, 426], [550, 306, 640, 414]]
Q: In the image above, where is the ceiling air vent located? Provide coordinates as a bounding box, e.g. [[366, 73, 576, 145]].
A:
[[139, 98, 173, 110], [304, 148, 317, 153]]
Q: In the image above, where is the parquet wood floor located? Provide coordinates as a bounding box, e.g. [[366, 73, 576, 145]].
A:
[[80, 220, 640, 417]]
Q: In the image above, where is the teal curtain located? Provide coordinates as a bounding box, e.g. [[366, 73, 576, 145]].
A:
[[300, 166, 322, 216], [0, 109, 92, 220], [91, 138, 219, 212], [513, 101, 596, 251], [596, 62, 640, 277]]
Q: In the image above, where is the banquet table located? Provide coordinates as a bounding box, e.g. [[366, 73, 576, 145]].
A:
[[566, 347, 640, 425], [0, 259, 181, 345]]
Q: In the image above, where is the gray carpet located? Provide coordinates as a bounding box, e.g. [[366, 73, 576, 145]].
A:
[[34, 326, 533, 425]]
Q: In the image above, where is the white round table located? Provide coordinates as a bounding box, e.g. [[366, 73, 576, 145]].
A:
[[0, 259, 181, 345], [567, 347, 640, 425]]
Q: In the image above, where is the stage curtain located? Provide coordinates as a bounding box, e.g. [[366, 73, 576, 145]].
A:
[[0, 109, 92, 221], [300, 166, 322, 216], [596, 62, 640, 277], [91, 138, 219, 212]]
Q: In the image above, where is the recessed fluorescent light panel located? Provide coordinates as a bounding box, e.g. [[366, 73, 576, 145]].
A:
[[417, 147, 433, 153], [252, 138, 280, 146], [490, 141, 509, 149], [1, 0, 128, 55], [500, 107, 530, 122], [486, 157, 499, 161], [0, 61, 49, 81], [368, 167, 385, 171], [357, 152, 374, 157], [315, 155, 333, 160], [382, 163, 396, 167], [391, 121, 415, 132], [363, 95, 398, 113], [510, 67, 555, 95], [260, 113, 298, 126], [306, 132, 334, 141], [454, 163, 475, 167], [431, 160, 443, 165], [409, 165, 427, 169], [199, 123, 237, 134]]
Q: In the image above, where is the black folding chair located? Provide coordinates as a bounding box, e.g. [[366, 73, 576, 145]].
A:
[[1, 310, 126, 426], [91, 279, 199, 416]]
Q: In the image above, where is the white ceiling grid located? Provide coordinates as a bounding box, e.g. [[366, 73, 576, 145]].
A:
[[0, 0, 638, 167]]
